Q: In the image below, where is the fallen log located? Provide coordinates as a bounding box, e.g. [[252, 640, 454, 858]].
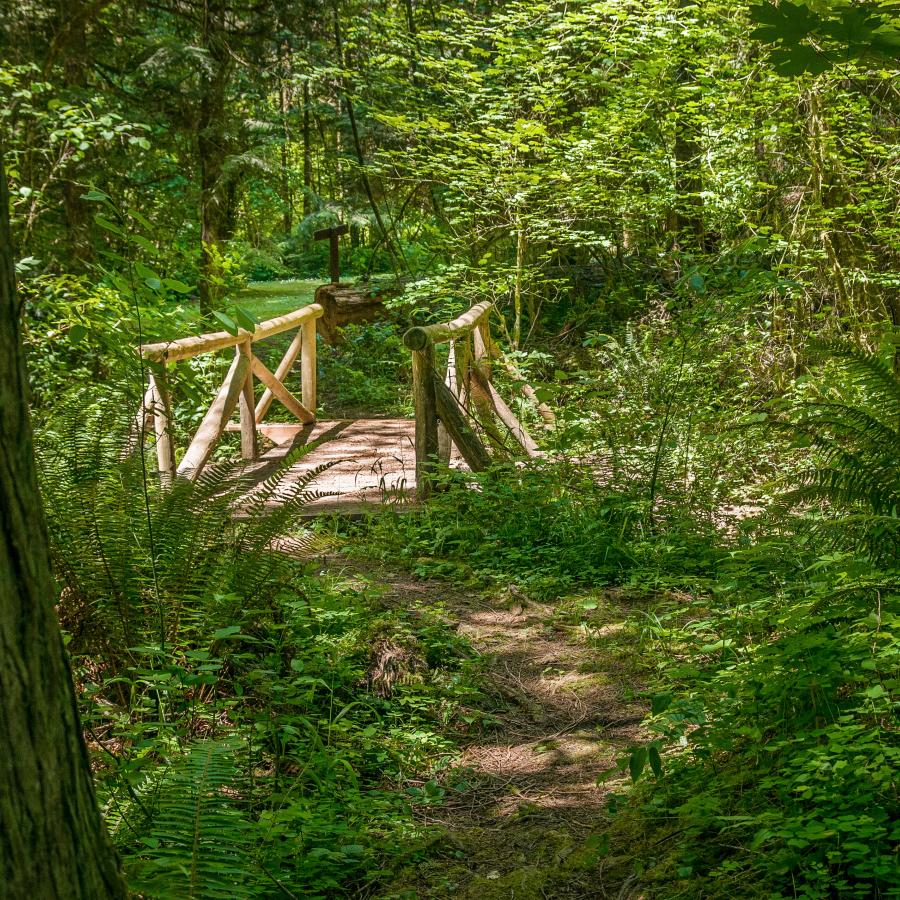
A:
[[315, 282, 394, 344]]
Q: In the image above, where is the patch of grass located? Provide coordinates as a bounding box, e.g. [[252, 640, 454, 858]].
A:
[[236, 278, 322, 320]]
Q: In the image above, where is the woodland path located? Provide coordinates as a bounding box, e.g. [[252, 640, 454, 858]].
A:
[[315, 554, 649, 899]]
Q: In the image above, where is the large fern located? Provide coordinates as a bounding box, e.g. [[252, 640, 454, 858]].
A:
[[37, 389, 330, 666], [121, 740, 262, 900], [784, 341, 900, 562]]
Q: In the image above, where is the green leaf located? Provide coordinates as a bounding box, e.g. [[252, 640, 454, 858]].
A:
[[94, 214, 125, 236], [629, 747, 647, 783], [68, 324, 88, 344], [770, 45, 832, 76], [648, 745, 663, 778], [128, 234, 157, 255], [212, 626, 242, 640], [81, 189, 110, 202], [234, 306, 259, 332], [164, 278, 193, 294], [213, 311, 239, 336], [651, 692, 673, 715]]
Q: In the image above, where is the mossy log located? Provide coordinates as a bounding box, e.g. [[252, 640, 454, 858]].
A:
[[315, 282, 393, 344]]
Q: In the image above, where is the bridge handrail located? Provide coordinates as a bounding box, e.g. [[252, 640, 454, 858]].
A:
[[130, 302, 323, 482], [402, 300, 492, 351], [404, 299, 551, 499], [141, 302, 324, 363]]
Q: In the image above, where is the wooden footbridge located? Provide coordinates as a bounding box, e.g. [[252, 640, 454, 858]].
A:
[[132, 299, 554, 513]]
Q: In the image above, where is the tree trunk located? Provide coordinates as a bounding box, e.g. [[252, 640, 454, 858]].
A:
[[279, 39, 294, 234], [60, 0, 93, 268], [302, 80, 313, 217], [197, 0, 230, 318], [670, 0, 705, 252], [0, 153, 128, 898]]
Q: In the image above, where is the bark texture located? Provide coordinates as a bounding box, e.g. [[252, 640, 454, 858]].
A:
[[0, 152, 128, 898]]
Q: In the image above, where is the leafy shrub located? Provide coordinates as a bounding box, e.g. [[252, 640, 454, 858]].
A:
[[619, 346, 900, 899], [363, 462, 640, 598], [38, 396, 480, 898], [635, 556, 900, 899]]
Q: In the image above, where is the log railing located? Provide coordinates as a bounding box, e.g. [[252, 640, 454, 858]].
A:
[[403, 301, 553, 498], [132, 303, 323, 481]]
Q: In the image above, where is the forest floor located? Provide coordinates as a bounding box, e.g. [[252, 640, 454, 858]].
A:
[[315, 551, 650, 899]]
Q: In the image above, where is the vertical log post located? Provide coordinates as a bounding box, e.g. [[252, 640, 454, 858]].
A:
[[437, 340, 457, 464], [237, 340, 257, 461], [149, 365, 176, 481], [410, 340, 439, 499], [313, 223, 349, 284], [301, 317, 317, 415], [474, 320, 492, 380]]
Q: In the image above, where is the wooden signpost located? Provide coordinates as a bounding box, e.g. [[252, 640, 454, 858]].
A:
[[313, 223, 349, 283]]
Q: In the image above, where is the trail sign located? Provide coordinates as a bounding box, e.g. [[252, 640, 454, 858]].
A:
[[313, 224, 350, 283]]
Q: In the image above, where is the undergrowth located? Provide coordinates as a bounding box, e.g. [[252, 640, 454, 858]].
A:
[[38, 397, 482, 899], [351, 340, 900, 899]]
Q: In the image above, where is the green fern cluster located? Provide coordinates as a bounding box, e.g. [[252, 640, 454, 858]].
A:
[[36, 390, 478, 898], [120, 740, 261, 900], [37, 390, 325, 665], [786, 341, 900, 563]]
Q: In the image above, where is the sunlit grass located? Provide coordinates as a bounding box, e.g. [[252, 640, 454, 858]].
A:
[[236, 279, 321, 320]]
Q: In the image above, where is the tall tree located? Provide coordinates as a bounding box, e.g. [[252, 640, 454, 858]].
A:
[[0, 149, 128, 898]]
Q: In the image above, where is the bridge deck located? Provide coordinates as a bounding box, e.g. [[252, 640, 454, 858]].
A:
[[237, 418, 434, 515]]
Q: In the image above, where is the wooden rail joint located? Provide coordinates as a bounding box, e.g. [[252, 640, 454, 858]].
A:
[[130, 302, 324, 482], [404, 300, 545, 501]]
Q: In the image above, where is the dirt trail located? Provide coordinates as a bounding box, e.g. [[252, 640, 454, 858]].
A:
[[335, 561, 648, 899]]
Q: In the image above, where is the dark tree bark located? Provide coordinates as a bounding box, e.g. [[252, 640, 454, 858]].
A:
[[279, 39, 294, 234], [197, 0, 231, 318], [60, 0, 94, 269], [0, 154, 129, 897], [670, 0, 706, 252], [302, 79, 313, 217]]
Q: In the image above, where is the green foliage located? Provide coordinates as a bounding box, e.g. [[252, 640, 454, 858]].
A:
[[783, 340, 900, 563], [630, 546, 900, 899], [318, 321, 413, 417], [751, 0, 900, 75], [38, 398, 480, 898], [20, 274, 137, 408], [362, 463, 639, 598]]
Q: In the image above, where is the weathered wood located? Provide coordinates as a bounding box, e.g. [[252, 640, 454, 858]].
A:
[[411, 343, 439, 499], [301, 317, 317, 414], [469, 366, 540, 457], [403, 301, 492, 350], [455, 335, 472, 412], [122, 380, 157, 459], [141, 302, 324, 363], [151, 366, 177, 477], [473, 324, 492, 378], [437, 340, 457, 464], [177, 352, 250, 479], [466, 368, 511, 452], [255, 327, 304, 422], [315, 282, 388, 345], [433, 373, 491, 472], [237, 341, 258, 461], [250, 354, 315, 423], [313, 223, 349, 283]]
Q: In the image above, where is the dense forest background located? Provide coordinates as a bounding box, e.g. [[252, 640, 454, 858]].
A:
[[2, 0, 900, 897]]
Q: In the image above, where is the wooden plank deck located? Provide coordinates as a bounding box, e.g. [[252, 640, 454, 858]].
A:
[[238, 418, 423, 515]]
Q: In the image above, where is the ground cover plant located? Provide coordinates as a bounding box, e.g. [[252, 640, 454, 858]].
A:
[[3, 0, 900, 897]]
